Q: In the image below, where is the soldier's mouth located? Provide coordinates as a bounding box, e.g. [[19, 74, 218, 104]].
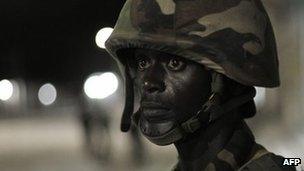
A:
[[140, 101, 175, 122], [141, 101, 169, 109]]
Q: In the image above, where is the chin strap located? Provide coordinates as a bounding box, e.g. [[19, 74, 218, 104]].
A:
[[180, 87, 256, 134], [132, 72, 257, 146], [180, 72, 256, 134], [120, 66, 134, 132], [179, 72, 224, 133]]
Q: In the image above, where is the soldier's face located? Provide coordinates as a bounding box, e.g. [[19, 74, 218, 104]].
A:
[[129, 49, 211, 124]]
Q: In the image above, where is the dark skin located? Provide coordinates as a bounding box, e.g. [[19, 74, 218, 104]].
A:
[[123, 49, 291, 171], [127, 49, 250, 170], [129, 49, 211, 124], [128, 49, 227, 160]]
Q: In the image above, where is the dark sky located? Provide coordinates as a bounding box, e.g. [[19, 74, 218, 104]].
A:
[[0, 0, 125, 84]]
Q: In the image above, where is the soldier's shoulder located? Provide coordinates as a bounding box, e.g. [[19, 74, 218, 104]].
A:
[[239, 153, 296, 171]]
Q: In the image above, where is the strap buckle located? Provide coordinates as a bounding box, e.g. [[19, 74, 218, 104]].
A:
[[181, 117, 201, 133]]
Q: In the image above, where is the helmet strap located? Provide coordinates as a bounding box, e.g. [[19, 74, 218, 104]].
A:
[[120, 66, 134, 132], [146, 73, 256, 145], [130, 72, 256, 146]]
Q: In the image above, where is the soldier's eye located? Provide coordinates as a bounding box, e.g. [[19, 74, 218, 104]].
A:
[[167, 59, 185, 71], [137, 56, 151, 71]]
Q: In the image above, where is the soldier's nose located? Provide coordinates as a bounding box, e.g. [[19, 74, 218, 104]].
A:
[[143, 81, 165, 94]]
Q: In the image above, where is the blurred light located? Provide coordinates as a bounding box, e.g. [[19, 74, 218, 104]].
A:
[[254, 87, 266, 106], [38, 83, 57, 106], [84, 72, 118, 99], [95, 27, 113, 49], [0, 79, 14, 101]]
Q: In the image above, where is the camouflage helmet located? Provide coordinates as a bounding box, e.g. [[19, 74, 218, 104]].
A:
[[105, 0, 279, 132]]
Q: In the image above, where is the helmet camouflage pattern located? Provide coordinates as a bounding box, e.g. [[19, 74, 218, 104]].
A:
[[106, 0, 279, 87], [105, 0, 280, 131]]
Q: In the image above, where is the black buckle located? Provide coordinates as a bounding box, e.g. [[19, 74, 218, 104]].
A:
[[181, 117, 201, 133]]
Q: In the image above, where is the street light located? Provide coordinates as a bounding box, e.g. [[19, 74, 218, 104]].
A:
[[38, 83, 57, 106], [0, 79, 14, 101], [95, 27, 114, 49], [84, 72, 118, 99]]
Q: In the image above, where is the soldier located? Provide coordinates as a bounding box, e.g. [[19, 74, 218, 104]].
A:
[[105, 0, 296, 170]]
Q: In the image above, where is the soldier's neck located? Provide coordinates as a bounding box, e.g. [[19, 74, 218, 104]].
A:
[[174, 117, 236, 161], [174, 113, 254, 170]]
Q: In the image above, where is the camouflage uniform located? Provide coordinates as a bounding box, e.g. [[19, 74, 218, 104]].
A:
[[105, 0, 295, 170]]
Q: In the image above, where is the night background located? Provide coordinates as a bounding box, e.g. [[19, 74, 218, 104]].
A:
[[0, 0, 124, 84], [0, 0, 303, 171]]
